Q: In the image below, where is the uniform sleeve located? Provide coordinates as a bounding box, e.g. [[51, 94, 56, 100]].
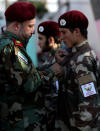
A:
[[0, 44, 54, 93], [0, 40, 55, 130], [70, 55, 100, 130]]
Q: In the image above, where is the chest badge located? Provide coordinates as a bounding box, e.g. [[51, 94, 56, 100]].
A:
[[18, 51, 28, 64]]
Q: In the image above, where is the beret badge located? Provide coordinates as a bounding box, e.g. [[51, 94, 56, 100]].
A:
[[39, 26, 44, 32], [60, 19, 66, 26]]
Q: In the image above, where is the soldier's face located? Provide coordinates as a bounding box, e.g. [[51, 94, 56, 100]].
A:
[[38, 33, 48, 52], [59, 28, 76, 48], [18, 18, 36, 41]]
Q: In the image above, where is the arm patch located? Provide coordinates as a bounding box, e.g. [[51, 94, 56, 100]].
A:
[[78, 74, 97, 97]]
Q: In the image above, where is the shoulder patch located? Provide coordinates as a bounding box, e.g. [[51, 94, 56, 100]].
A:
[[78, 74, 97, 97], [14, 40, 23, 47], [81, 82, 97, 97], [78, 74, 94, 85]]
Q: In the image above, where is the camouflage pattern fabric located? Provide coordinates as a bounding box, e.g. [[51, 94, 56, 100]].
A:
[[59, 40, 100, 131], [37, 51, 58, 131], [0, 31, 54, 131], [37, 50, 69, 131], [38, 51, 56, 70]]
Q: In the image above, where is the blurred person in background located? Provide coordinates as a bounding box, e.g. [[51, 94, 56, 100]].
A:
[[37, 21, 68, 131], [0, 1, 63, 131], [55, 10, 100, 131], [37, 21, 61, 69]]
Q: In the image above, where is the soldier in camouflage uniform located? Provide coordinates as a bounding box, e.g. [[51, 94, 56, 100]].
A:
[[37, 21, 65, 131], [0, 2, 63, 131], [56, 10, 100, 131], [37, 21, 61, 69]]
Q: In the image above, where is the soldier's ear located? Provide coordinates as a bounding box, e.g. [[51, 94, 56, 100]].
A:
[[74, 28, 80, 36], [14, 21, 20, 31], [48, 36, 55, 44]]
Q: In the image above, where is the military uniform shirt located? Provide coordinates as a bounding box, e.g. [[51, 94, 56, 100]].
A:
[[63, 40, 100, 131], [0, 31, 54, 131]]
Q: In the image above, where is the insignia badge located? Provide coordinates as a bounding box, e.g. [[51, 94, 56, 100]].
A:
[[14, 40, 23, 47], [18, 51, 28, 64], [60, 19, 66, 26], [39, 26, 44, 32], [81, 82, 97, 97], [16, 40, 21, 43]]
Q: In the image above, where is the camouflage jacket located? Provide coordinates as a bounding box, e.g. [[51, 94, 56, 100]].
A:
[[62, 40, 100, 131], [37, 50, 56, 70], [37, 50, 58, 102], [37, 50, 59, 129], [0, 31, 54, 131]]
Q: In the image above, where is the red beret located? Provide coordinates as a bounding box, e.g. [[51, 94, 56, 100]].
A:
[[58, 10, 88, 29], [5, 1, 36, 22], [37, 21, 61, 37]]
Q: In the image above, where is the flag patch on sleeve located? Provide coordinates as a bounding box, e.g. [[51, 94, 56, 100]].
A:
[[18, 51, 28, 64], [78, 74, 97, 97], [81, 82, 97, 97]]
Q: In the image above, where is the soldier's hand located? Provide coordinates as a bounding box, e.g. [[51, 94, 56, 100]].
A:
[[55, 48, 68, 65], [49, 63, 63, 76]]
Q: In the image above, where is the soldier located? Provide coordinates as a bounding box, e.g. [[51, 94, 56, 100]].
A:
[[37, 21, 62, 131], [56, 10, 100, 131], [0, 1, 62, 131], [37, 21, 61, 69]]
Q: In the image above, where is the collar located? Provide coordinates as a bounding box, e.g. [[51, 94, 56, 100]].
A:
[[72, 40, 88, 53], [4, 31, 19, 40]]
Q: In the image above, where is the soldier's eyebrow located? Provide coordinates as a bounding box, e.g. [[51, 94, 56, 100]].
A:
[[28, 24, 34, 27]]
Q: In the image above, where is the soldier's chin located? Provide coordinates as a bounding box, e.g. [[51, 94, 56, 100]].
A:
[[27, 35, 32, 40], [29, 35, 31, 39]]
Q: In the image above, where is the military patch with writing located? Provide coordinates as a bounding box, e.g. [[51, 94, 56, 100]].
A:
[[18, 51, 28, 64]]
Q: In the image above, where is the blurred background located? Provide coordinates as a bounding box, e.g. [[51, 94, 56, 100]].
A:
[[0, 0, 100, 66]]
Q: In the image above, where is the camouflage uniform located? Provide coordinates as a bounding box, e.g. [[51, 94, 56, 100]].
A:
[[37, 50, 69, 131], [37, 50, 59, 131], [0, 31, 54, 131], [60, 40, 100, 131], [38, 50, 56, 70]]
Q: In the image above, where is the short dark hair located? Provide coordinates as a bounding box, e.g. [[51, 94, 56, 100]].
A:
[[69, 27, 88, 39], [46, 35, 61, 46]]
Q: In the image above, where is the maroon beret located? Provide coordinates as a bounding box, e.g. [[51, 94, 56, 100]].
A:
[[58, 10, 88, 29], [37, 21, 61, 37], [5, 1, 36, 22]]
